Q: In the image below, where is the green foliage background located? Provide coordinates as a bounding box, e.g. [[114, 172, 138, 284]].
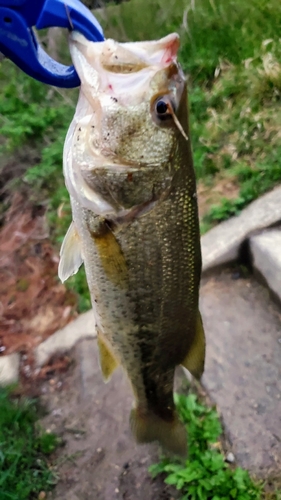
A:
[[0, 388, 59, 500]]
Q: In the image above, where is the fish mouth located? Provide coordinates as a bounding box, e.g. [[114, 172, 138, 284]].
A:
[[69, 31, 181, 100], [69, 31, 180, 70], [65, 32, 185, 216]]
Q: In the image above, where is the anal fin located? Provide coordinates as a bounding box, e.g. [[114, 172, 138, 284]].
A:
[[97, 332, 119, 383], [181, 310, 206, 380]]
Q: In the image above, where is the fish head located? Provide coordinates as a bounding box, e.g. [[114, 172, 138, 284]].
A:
[[64, 32, 188, 216]]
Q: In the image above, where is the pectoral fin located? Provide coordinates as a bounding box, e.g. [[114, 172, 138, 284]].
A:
[[181, 310, 206, 380], [58, 222, 83, 283], [97, 333, 119, 383]]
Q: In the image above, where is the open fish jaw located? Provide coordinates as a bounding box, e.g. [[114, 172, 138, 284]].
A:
[[63, 32, 186, 218], [69, 31, 180, 101]]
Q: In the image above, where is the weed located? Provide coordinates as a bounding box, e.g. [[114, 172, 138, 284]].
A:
[[98, 0, 281, 82], [66, 268, 91, 313], [149, 393, 264, 500], [0, 387, 59, 500]]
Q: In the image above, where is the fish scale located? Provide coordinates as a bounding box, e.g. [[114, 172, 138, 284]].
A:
[[60, 31, 205, 456]]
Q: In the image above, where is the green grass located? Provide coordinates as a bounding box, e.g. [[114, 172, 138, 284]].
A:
[[149, 393, 280, 500], [0, 388, 59, 500], [98, 0, 281, 79]]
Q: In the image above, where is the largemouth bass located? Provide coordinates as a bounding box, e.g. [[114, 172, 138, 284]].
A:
[[59, 31, 205, 456]]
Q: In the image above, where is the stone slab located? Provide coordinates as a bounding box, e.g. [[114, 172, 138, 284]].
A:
[[250, 229, 281, 303], [201, 270, 281, 474], [201, 186, 281, 272], [0, 352, 20, 386], [35, 309, 96, 367]]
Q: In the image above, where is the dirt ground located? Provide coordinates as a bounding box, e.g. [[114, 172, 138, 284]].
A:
[[40, 339, 181, 500]]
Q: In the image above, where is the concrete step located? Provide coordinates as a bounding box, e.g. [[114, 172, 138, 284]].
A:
[[201, 186, 281, 272], [250, 229, 281, 303], [201, 269, 281, 474]]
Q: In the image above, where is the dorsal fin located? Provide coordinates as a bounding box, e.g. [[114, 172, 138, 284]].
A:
[[58, 221, 83, 283]]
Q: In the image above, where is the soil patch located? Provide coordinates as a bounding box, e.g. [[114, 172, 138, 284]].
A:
[[0, 192, 77, 375], [40, 340, 179, 500]]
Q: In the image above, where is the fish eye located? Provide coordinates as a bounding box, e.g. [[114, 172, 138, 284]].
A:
[[153, 96, 175, 122], [156, 100, 168, 115]]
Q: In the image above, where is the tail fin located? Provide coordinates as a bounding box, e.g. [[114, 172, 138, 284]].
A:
[[130, 407, 187, 457]]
